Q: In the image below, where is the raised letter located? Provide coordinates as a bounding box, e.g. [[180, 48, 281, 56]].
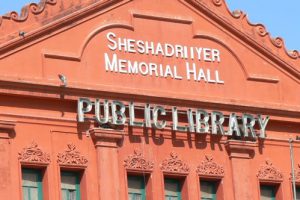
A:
[[104, 53, 118, 72], [242, 114, 256, 138], [111, 101, 126, 125], [215, 70, 225, 84], [257, 115, 270, 138], [172, 107, 187, 132], [165, 43, 174, 57], [144, 104, 151, 128], [78, 98, 93, 122], [107, 32, 117, 50], [203, 48, 212, 62], [129, 102, 144, 127], [187, 109, 195, 132], [211, 111, 225, 135], [212, 49, 221, 62], [196, 109, 209, 133], [227, 113, 241, 136], [95, 99, 109, 124], [186, 62, 196, 80], [153, 106, 166, 129]]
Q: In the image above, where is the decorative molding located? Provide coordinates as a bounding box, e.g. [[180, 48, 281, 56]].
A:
[[160, 152, 189, 174], [225, 140, 256, 159], [189, 0, 300, 71], [18, 141, 50, 165], [291, 164, 300, 183], [288, 50, 299, 59], [0, 120, 15, 139], [57, 143, 88, 167], [257, 160, 283, 182], [1, 0, 57, 23], [124, 149, 154, 172], [271, 37, 284, 48], [227, 4, 300, 61], [0, 0, 299, 70], [196, 155, 224, 177], [90, 128, 124, 148], [212, 0, 222, 7], [255, 24, 268, 37]]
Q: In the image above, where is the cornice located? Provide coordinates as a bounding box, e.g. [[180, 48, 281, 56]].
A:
[[2, 78, 300, 121], [1, 0, 57, 24], [0, 120, 16, 139], [229, 9, 299, 60], [0, 0, 121, 54], [0, 0, 300, 120], [0, 0, 298, 68], [186, 0, 300, 75]]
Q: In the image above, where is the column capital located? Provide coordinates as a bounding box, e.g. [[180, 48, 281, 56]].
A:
[[89, 128, 124, 148], [0, 120, 15, 139], [225, 139, 257, 159]]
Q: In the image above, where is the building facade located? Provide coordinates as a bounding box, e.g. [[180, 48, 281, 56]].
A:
[[1, 0, 300, 199]]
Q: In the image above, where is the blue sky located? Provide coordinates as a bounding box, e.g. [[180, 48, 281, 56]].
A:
[[0, 0, 299, 51]]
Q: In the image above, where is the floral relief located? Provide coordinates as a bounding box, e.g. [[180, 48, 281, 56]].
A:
[[124, 149, 154, 171], [57, 143, 88, 167], [257, 160, 283, 181], [291, 164, 300, 183], [196, 155, 224, 177], [160, 152, 189, 174], [18, 141, 50, 164]]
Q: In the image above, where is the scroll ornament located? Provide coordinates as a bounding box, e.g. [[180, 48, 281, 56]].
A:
[[257, 160, 283, 181], [196, 155, 224, 177], [18, 141, 50, 164], [124, 149, 154, 171], [57, 143, 88, 167], [160, 152, 189, 174]]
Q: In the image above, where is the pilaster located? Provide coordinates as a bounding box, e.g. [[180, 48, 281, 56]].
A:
[[225, 140, 257, 200], [90, 128, 124, 200], [0, 120, 15, 199]]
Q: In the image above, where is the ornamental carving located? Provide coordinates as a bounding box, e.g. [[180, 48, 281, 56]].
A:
[[190, 0, 300, 61], [256, 25, 268, 37], [212, 0, 222, 6], [291, 164, 300, 183], [18, 141, 50, 164], [271, 37, 284, 48], [160, 152, 189, 174], [57, 144, 88, 167], [124, 149, 154, 171], [2, 0, 57, 22], [288, 50, 300, 59], [231, 10, 243, 18], [196, 155, 224, 177], [257, 160, 283, 181]]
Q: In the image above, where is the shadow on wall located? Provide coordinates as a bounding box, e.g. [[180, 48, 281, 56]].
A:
[[126, 126, 225, 152]]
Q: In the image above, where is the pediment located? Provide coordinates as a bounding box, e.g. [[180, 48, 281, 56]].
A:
[[1, 0, 300, 111]]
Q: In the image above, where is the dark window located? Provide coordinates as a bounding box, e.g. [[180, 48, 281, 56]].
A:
[[61, 171, 80, 200], [128, 175, 146, 200], [260, 185, 276, 200], [200, 180, 216, 200], [164, 178, 182, 200], [22, 168, 43, 200]]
